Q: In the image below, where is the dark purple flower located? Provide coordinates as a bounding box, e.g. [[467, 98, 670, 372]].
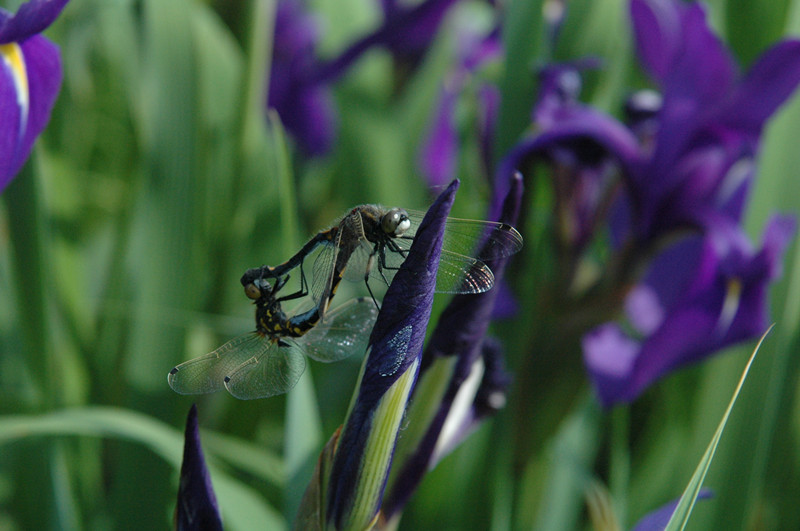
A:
[[377, 0, 459, 61], [268, 0, 336, 156], [493, 61, 630, 247], [269, 0, 465, 157], [498, 0, 800, 243], [419, 25, 502, 187], [624, 0, 800, 240], [324, 180, 458, 530], [493, 0, 800, 406], [420, 86, 459, 188], [631, 488, 713, 531], [0, 0, 68, 191], [584, 215, 796, 407], [382, 173, 521, 519], [312, 0, 466, 85], [175, 404, 223, 531]]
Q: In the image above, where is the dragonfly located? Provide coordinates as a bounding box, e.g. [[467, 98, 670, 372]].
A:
[[240, 204, 523, 317], [168, 274, 378, 400]]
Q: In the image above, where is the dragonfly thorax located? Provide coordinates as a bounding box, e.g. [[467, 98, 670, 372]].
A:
[[381, 208, 411, 237]]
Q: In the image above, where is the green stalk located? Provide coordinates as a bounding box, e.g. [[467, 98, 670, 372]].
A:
[[4, 161, 57, 409], [609, 406, 630, 529], [236, 0, 321, 519]]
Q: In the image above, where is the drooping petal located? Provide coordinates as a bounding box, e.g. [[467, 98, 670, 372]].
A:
[[629, 0, 682, 83], [631, 0, 735, 102], [0, 0, 70, 44], [418, 23, 502, 188], [585, 216, 795, 407], [420, 86, 459, 188], [0, 29, 62, 190], [267, 0, 336, 156], [718, 39, 800, 134], [492, 103, 640, 221], [583, 323, 642, 407], [176, 405, 223, 531], [375, 0, 459, 60], [325, 180, 458, 530]]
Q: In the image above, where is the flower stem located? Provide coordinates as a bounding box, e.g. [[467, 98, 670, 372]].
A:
[[609, 405, 630, 529], [4, 160, 58, 410]]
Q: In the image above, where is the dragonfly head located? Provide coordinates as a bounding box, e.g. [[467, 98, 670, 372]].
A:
[[242, 268, 291, 301], [244, 282, 263, 300], [382, 208, 411, 237], [244, 276, 287, 301]]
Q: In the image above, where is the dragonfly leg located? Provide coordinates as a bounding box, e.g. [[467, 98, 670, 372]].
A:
[[380, 239, 407, 272], [274, 259, 311, 303], [364, 277, 381, 311], [391, 236, 412, 258], [375, 246, 395, 285], [363, 251, 382, 311]]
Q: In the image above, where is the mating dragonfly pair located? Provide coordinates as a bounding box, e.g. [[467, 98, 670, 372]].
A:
[[168, 204, 523, 400]]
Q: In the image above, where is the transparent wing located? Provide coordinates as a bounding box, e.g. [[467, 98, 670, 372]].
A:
[[301, 297, 379, 362], [313, 211, 378, 297], [310, 239, 338, 307], [388, 237, 496, 294], [436, 250, 495, 294], [223, 339, 307, 400], [168, 333, 269, 395], [405, 210, 523, 261], [340, 239, 380, 283]]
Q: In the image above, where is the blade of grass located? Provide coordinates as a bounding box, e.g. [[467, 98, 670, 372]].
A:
[[266, 111, 325, 521], [720, 6, 800, 523], [531, 395, 602, 531], [494, 0, 544, 160], [0, 407, 285, 530], [126, 0, 201, 391], [664, 327, 773, 531], [3, 162, 53, 409]]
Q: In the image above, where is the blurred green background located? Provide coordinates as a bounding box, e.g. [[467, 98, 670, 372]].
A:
[[2, 0, 800, 529]]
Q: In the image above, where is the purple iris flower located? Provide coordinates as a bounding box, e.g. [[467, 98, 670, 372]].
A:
[[269, 0, 464, 157], [382, 173, 521, 519], [0, 0, 68, 191], [623, 0, 800, 242], [490, 60, 635, 226], [420, 26, 502, 187], [324, 180, 458, 529], [377, 0, 459, 62], [497, 0, 800, 407], [175, 404, 223, 531], [502, 0, 800, 244], [584, 215, 796, 407], [268, 0, 336, 156]]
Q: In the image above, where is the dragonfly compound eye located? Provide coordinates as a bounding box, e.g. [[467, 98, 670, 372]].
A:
[[244, 283, 262, 300], [383, 208, 411, 237]]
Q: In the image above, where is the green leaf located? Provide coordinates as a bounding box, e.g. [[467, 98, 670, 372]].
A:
[[531, 395, 602, 531], [494, 0, 544, 159], [664, 328, 772, 531], [0, 407, 285, 531]]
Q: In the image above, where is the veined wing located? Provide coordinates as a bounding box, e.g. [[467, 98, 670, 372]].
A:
[[168, 333, 270, 395], [339, 239, 381, 283], [301, 297, 379, 362], [388, 237, 495, 294], [310, 209, 374, 310], [310, 238, 338, 308], [223, 338, 307, 400], [406, 210, 523, 261]]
